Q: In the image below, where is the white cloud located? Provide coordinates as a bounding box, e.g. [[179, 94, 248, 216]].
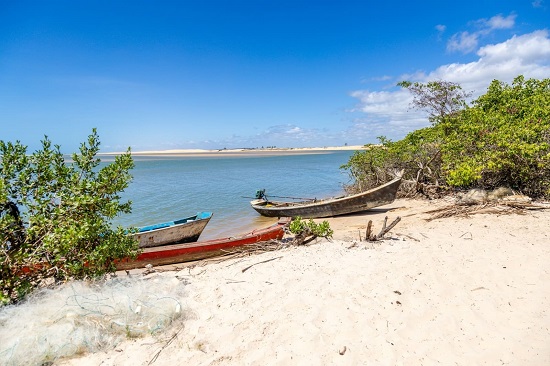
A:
[[350, 89, 410, 116], [231, 125, 329, 147], [483, 14, 516, 31], [478, 30, 550, 63], [435, 24, 447, 41], [350, 29, 550, 140], [262, 125, 315, 140], [348, 88, 428, 140], [447, 31, 480, 53], [447, 13, 517, 54], [432, 30, 550, 94], [366, 75, 393, 82]]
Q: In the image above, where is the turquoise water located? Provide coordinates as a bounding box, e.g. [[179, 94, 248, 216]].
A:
[[112, 151, 355, 240]]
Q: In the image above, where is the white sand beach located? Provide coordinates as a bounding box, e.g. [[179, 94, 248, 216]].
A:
[[52, 198, 550, 366]]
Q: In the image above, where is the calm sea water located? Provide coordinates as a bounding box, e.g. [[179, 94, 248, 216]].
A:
[[110, 151, 355, 240]]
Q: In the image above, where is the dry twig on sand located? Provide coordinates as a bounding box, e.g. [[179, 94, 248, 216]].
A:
[[241, 256, 283, 273], [148, 326, 185, 365]]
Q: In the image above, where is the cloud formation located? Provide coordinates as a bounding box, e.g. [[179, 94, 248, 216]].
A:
[[349, 29, 550, 142], [433, 30, 550, 93], [154, 21, 550, 150], [447, 14, 517, 53], [195, 27, 550, 148]]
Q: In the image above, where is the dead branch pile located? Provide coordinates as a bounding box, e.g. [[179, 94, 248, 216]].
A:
[[425, 201, 550, 221], [397, 180, 452, 200]]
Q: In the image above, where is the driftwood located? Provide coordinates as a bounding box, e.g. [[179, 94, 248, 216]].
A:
[[291, 232, 319, 246], [365, 221, 373, 241], [364, 216, 401, 241]]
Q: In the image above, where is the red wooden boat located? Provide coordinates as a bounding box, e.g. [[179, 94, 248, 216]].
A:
[[116, 217, 290, 270]]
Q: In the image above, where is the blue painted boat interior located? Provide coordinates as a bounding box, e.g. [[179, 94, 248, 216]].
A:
[[138, 212, 213, 233], [196, 211, 213, 220]]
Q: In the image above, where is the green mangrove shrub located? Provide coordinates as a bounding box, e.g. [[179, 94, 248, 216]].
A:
[[289, 216, 333, 245], [441, 76, 550, 196], [0, 129, 140, 304], [342, 75, 550, 199]]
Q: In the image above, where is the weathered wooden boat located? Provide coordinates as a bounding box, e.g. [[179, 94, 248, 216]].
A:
[[250, 176, 402, 218], [133, 212, 213, 248], [116, 217, 290, 270]]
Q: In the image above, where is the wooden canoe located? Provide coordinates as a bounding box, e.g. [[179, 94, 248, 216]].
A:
[[250, 177, 402, 218], [133, 212, 213, 248], [116, 217, 290, 270]]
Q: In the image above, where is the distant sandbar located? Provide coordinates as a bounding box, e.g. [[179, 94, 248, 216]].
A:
[[100, 145, 366, 157]]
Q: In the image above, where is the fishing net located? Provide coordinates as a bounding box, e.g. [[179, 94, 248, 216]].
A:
[[0, 274, 188, 366]]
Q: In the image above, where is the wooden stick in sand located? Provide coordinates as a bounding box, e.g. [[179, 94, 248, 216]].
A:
[[365, 216, 401, 241]]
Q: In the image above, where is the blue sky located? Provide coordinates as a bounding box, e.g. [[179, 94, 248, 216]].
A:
[[1, 1, 549, 152]]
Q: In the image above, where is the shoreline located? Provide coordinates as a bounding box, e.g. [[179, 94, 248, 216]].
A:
[[3, 198, 549, 365]]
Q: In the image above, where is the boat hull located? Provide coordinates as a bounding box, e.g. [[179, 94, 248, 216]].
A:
[[132, 212, 212, 248], [116, 217, 290, 270], [250, 177, 402, 218]]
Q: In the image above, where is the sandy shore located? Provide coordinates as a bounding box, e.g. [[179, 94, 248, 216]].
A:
[[53, 198, 550, 366], [100, 145, 366, 157]]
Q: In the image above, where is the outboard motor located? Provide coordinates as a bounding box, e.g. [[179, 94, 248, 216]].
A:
[[255, 189, 266, 200]]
